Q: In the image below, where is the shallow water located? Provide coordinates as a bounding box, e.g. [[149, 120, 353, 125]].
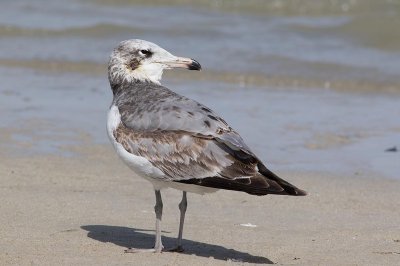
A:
[[0, 0, 399, 179], [2, 0, 400, 86]]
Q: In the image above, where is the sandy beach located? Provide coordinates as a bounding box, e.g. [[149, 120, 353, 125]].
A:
[[1, 144, 399, 266]]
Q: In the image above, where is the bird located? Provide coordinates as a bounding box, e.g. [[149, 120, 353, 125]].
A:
[[106, 39, 307, 253]]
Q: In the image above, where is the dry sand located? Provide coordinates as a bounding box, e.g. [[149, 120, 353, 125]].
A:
[[1, 144, 399, 266]]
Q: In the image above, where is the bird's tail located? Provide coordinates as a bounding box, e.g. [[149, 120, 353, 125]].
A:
[[257, 163, 307, 196]]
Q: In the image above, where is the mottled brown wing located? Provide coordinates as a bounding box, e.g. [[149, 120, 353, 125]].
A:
[[115, 125, 246, 179], [113, 124, 303, 196]]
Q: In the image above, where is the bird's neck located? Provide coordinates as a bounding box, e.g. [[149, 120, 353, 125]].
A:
[[109, 75, 159, 97]]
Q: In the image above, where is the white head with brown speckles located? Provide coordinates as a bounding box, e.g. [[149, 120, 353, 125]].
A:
[[108, 39, 201, 86]]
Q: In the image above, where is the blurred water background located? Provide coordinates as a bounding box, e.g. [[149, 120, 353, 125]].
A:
[[0, 0, 399, 179]]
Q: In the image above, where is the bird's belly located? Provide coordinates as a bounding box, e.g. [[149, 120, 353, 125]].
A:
[[112, 137, 164, 179], [164, 182, 219, 194], [109, 137, 218, 194]]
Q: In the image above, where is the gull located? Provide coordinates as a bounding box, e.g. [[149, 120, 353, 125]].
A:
[[106, 39, 307, 253]]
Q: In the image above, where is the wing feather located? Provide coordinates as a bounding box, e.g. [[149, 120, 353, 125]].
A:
[[114, 125, 243, 181]]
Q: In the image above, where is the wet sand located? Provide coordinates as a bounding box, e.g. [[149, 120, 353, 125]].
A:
[[1, 144, 400, 265]]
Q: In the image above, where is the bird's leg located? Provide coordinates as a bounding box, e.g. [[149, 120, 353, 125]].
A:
[[125, 190, 164, 253], [167, 191, 187, 252], [177, 191, 187, 250], [153, 189, 164, 252]]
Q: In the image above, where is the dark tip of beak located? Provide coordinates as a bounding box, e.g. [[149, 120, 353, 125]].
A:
[[188, 59, 201, 71]]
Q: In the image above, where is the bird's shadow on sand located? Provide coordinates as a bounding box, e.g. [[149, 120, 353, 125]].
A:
[[81, 225, 274, 264]]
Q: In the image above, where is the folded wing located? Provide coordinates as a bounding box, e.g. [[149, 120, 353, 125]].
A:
[[113, 84, 306, 196], [114, 124, 306, 196]]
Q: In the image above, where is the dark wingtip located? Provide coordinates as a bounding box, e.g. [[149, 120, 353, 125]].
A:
[[188, 59, 202, 71], [294, 188, 308, 196], [257, 163, 307, 196]]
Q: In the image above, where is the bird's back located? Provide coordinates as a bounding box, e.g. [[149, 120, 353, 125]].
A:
[[113, 82, 233, 136]]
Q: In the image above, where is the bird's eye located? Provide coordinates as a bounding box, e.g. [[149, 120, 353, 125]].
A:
[[140, 49, 152, 57]]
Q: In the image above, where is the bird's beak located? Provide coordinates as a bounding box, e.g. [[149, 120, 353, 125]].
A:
[[163, 57, 202, 71]]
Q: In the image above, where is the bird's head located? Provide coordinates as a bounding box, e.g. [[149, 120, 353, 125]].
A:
[[108, 39, 201, 86]]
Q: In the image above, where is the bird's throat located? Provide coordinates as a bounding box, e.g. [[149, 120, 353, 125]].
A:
[[130, 64, 164, 85]]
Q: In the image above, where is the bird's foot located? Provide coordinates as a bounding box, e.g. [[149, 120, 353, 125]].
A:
[[125, 248, 158, 253], [125, 244, 164, 253], [165, 245, 184, 253]]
